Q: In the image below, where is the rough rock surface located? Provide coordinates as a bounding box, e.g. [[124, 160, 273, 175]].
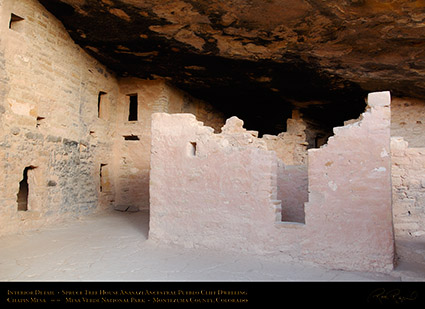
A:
[[38, 0, 425, 133], [391, 137, 425, 237]]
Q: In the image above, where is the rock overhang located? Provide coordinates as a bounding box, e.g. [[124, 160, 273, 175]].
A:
[[38, 0, 425, 134]]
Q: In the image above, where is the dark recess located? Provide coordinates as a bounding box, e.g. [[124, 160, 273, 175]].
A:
[[39, 0, 367, 137]]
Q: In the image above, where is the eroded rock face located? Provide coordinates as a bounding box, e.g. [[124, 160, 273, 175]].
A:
[[39, 0, 425, 133]]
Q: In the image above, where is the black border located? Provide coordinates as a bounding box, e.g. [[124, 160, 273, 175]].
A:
[[1, 281, 424, 306]]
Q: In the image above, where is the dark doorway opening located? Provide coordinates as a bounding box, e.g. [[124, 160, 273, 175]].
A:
[[17, 166, 36, 211]]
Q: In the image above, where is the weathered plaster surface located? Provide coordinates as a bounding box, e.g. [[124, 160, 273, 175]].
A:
[[304, 91, 394, 271], [149, 91, 394, 272]]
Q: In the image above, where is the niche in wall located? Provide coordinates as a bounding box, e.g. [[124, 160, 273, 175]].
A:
[[9, 13, 24, 32], [123, 135, 140, 141], [188, 142, 197, 156], [36, 116, 45, 128]]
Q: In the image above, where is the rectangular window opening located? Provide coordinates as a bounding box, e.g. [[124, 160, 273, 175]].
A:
[[9, 13, 24, 32], [128, 94, 138, 121], [98, 91, 107, 118], [123, 135, 140, 141]]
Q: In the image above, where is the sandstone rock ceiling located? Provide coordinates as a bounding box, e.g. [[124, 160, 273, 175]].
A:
[[39, 0, 425, 135]]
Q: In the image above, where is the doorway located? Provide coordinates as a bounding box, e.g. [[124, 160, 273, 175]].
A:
[[17, 166, 37, 211]]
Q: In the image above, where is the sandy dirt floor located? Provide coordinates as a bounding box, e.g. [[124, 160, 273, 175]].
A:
[[0, 210, 424, 281]]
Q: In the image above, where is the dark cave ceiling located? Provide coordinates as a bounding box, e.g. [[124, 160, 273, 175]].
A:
[[38, 0, 425, 134]]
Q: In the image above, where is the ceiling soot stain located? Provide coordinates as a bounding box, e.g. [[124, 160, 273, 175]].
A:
[[39, 0, 425, 135]]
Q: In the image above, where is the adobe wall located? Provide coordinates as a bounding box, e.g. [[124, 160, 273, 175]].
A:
[[304, 91, 394, 271], [0, 0, 119, 235], [149, 91, 394, 272], [149, 113, 279, 253], [113, 78, 225, 211]]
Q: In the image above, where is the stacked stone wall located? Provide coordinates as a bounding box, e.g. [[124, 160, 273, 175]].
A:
[[0, 0, 119, 235], [390, 97, 425, 238], [391, 137, 425, 237]]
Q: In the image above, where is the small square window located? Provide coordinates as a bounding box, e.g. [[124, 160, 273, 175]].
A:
[[9, 13, 24, 32]]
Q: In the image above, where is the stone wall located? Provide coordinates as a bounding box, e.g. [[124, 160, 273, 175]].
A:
[[391, 137, 425, 237], [113, 78, 225, 211], [304, 91, 394, 271], [149, 91, 394, 272], [149, 113, 278, 253], [390, 97, 425, 238], [0, 0, 225, 235], [261, 110, 309, 224], [391, 97, 425, 148], [0, 0, 119, 235], [262, 110, 308, 165]]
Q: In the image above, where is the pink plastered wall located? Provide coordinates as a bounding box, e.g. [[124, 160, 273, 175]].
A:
[[149, 114, 279, 253], [303, 91, 394, 271], [149, 91, 395, 272]]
